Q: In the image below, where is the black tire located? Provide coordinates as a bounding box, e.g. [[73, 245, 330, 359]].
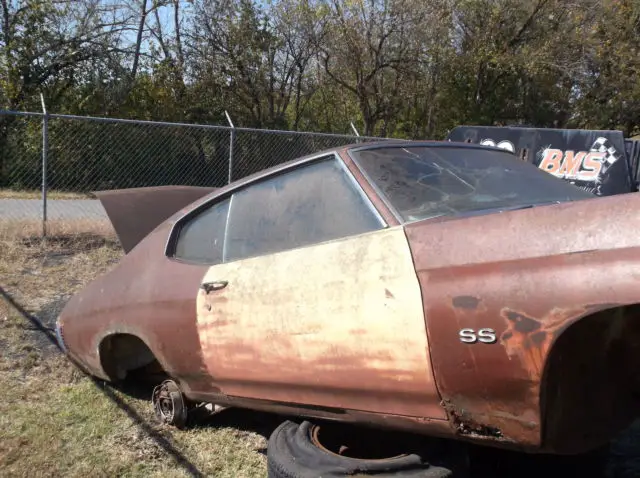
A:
[[267, 420, 454, 478]]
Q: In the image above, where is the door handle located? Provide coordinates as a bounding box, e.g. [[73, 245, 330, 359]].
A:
[[200, 281, 228, 294]]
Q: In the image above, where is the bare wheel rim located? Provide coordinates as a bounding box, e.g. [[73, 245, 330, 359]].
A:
[[310, 423, 408, 461], [152, 380, 187, 427]]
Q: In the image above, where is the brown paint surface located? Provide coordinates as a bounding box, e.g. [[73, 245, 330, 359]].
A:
[[197, 226, 445, 418], [57, 223, 213, 394], [406, 192, 640, 451], [57, 142, 448, 438], [57, 144, 640, 452]]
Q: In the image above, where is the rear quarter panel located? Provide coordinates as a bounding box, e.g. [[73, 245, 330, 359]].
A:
[[405, 193, 640, 451], [58, 223, 213, 394]]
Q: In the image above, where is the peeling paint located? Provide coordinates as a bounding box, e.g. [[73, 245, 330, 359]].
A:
[[195, 226, 446, 419], [500, 306, 587, 379]]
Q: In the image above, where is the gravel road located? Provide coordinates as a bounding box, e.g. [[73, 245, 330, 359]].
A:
[[0, 199, 108, 220]]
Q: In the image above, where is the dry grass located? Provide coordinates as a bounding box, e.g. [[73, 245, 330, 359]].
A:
[[0, 218, 116, 241], [0, 224, 271, 478], [0, 189, 92, 200]]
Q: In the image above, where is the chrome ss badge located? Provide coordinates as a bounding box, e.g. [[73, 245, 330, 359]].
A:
[[459, 328, 497, 344]]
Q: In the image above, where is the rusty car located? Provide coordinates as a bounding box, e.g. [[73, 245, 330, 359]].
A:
[[55, 140, 640, 476]]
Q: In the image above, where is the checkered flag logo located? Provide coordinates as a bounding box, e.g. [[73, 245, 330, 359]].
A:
[[590, 137, 620, 165], [588, 136, 620, 193]]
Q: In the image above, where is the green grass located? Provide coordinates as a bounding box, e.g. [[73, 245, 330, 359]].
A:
[[0, 233, 269, 477], [0, 366, 268, 477]]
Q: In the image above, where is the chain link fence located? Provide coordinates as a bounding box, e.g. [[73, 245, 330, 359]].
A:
[[0, 111, 386, 236]]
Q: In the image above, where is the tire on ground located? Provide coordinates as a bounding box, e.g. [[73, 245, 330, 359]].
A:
[[267, 420, 453, 478]]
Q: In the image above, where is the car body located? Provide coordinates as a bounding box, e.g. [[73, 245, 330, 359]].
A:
[[56, 140, 640, 455]]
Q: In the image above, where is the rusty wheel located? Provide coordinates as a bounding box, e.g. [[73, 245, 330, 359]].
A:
[[309, 422, 408, 461], [152, 379, 188, 428]]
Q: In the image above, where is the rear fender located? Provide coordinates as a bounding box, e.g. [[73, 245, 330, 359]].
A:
[[541, 305, 640, 454]]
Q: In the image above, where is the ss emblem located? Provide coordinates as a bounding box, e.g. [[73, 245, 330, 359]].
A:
[[459, 328, 497, 344]]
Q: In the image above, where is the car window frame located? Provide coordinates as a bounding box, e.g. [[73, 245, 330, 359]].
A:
[[165, 152, 388, 265], [166, 196, 232, 266]]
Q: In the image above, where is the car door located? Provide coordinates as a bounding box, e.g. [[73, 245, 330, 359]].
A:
[[194, 156, 445, 419]]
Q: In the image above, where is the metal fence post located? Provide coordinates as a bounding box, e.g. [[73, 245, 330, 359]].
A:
[[350, 122, 361, 144], [225, 111, 235, 184], [40, 94, 48, 239]]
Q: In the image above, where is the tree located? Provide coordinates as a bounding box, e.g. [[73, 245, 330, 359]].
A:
[[0, 0, 133, 184], [573, 0, 640, 136], [317, 0, 443, 135]]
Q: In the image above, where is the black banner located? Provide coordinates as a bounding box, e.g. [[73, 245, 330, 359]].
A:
[[446, 126, 633, 196]]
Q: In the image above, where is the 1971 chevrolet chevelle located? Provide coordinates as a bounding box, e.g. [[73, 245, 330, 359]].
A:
[[56, 141, 640, 473]]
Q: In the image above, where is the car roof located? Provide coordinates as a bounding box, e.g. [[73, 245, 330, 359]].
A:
[[215, 139, 511, 193], [174, 139, 514, 220], [345, 140, 513, 154]]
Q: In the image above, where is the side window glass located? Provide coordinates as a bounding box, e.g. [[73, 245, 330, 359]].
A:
[[174, 198, 230, 264], [224, 157, 383, 262]]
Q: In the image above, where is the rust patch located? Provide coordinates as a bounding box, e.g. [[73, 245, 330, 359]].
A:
[[504, 310, 541, 333], [530, 331, 546, 346], [385, 288, 395, 299], [500, 306, 590, 379], [441, 399, 504, 439], [452, 295, 481, 310]]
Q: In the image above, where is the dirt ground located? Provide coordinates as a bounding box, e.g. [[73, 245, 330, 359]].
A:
[[1, 227, 639, 477]]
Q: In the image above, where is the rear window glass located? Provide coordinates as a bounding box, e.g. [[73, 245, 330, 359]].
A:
[[352, 146, 594, 222]]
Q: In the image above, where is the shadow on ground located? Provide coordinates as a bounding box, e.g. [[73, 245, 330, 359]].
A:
[[0, 285, 207, 478], [3, 284, 640, 477]]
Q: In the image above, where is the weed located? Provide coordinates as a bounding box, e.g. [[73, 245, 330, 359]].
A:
[[0, 231, 269, 477]]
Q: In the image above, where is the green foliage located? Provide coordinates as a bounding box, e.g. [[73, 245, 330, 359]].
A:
[[2, 0, 640, 188]]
